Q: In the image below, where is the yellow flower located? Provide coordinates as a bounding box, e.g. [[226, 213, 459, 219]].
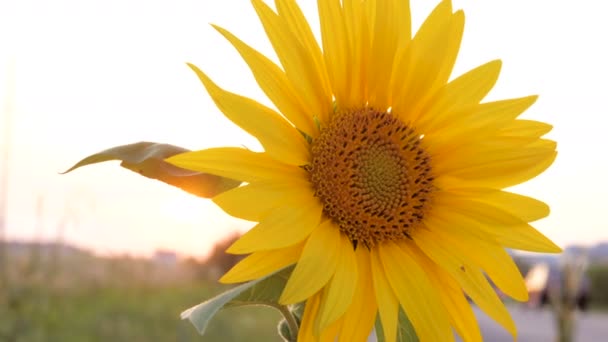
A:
[[168, 0, 560, 341]]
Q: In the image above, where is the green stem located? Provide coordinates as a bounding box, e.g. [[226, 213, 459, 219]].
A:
[[277, 304, 299, 341]]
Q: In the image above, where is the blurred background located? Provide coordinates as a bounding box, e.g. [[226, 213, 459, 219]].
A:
[[1, 0, 607, 341]]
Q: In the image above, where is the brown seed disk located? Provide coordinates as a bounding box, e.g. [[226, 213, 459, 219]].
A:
[[307, 108, 434, 248]]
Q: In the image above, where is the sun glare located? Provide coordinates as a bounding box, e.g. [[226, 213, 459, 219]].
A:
[[160, 194, 206, 224]]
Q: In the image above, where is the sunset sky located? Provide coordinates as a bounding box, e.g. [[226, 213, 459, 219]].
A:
[[1, 0, 606, 258]]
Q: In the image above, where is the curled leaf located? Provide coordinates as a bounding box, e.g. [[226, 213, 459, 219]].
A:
[[181, 267, 293, 335], [63, 142, 241, 198]]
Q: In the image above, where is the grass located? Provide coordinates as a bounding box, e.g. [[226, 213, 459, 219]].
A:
[[0, 241, 291, 341], [1, 282, 283, 341]]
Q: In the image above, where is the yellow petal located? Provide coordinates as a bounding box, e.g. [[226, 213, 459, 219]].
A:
[[275, 0, 325, 70], [275, 0, 332, 116], [433, 9, 465, 93], [213, 180, 314, 221], [416, 60, 503, 133], [463, 267, 517, 338], [392, 1, 462, 120], [220, 243, 303, 283], [394, 0, 412, 50], [298, 292, 322, 342], [395, 0, 454, 91], [500, 119, 553, 138], [367, 0, 401, 109], [342, 0, 371, 106], [166, 148, 307, 183], [316, 234, 357, 333], [433, 138, 556, 183], [319, 318, 343, 342], [436, 137, 556, 170], [425, 215, 528, 301], [426, 96, 538, 156], [212, 25, 317, 135], [441, 148, 557, 188], [495, 223, 563, 253], [379, 241, 454, 342], [440, 284, 483, 342], [280, 220, 341, 304], [433, 198, 562, 253], [226, 199, 323, 254], [439, 188, 550, 223], [318, 0, 350, 108], [338, 247, 377, 342], [477, 244, 529, 301], [252, 0, 332, 124], [370, 248, 399, 342], [414, 228, 517, 337], [420, 256, 482, 342], [186, 64, 310, 165], [297, 295, 345, 341], [381, 0, 414, 106]]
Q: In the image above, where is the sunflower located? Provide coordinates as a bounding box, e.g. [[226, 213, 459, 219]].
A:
[[168, 0, 560, 340]]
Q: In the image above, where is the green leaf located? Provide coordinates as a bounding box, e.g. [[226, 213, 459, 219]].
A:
[[63, 142, 241, 198], [181, 267, 293, 336], [375, 307, 419, 342]]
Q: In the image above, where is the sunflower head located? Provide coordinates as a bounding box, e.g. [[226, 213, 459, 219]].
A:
[[168, 0, 560, 341], [308, 107, 434, 248]]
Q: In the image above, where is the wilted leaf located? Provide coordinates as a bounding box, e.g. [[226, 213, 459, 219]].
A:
[[375, 307, 419, 342], [181, 267, 293, 335], [63, 142, 241, 198]]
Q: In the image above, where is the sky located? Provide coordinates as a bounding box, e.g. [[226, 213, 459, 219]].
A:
[[0, 0, 607, 259]]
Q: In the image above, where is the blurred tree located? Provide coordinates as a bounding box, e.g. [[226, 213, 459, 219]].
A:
[[203, 233, 244, 280], [587, 264, 608, 308]]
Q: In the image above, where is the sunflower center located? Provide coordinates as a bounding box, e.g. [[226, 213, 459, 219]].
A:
[[308, 108, 434, 248]]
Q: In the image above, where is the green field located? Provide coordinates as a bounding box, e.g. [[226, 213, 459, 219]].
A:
[[0, 242, 283, 342], [1, 282, 283, 342]]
